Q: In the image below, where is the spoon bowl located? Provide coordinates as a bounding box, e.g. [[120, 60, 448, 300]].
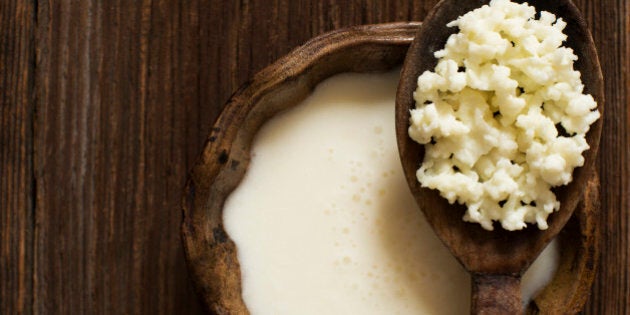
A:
[[395, 0, 603, 313]]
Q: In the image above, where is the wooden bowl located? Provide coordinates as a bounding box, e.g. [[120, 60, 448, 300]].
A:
[[181, 22, 599, 314]]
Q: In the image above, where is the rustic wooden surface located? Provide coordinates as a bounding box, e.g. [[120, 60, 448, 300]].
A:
[[1, 0, 627, 314]]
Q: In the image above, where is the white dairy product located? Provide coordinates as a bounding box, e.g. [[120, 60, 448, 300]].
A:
[[409, 0, 600, 231], [223, 70, 558, 314]]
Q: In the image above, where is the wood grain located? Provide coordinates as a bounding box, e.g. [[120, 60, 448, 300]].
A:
[[33, 0, 204, 313], [0, 0, 627, 314], [0, 1, 35, 314], [574, 0, 630, 313]]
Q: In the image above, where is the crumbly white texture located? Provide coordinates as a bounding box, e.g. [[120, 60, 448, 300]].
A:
[[409, 0, 599, 231]]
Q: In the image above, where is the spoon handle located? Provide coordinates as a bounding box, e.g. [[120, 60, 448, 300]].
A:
[[471, 273, 522, 315]]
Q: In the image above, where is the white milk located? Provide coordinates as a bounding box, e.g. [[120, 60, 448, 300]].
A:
[[223, 70, 559, 315]]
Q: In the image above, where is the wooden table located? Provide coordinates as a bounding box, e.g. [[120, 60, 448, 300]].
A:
[[2, 1, 627, 313]]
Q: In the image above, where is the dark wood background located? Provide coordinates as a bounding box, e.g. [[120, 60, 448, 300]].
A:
[[1, 0, 627, 314]]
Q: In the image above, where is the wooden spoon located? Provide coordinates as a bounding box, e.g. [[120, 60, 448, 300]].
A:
[[395, 1, 603, 313]]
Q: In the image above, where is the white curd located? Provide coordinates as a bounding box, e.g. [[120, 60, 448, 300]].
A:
[[409, 0, 600, 230]]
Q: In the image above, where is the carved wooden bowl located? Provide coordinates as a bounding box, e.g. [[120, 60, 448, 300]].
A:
[[181, 22, 599, 315]]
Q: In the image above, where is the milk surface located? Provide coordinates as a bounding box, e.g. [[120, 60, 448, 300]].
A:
[[223, 70, 558, 315]]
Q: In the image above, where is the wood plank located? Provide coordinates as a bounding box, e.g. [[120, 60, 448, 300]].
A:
[[577, 0, 630, 313], [33, 0, 204, 313], [0, 1, 35, 314], [15, 0, 629, 313]]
